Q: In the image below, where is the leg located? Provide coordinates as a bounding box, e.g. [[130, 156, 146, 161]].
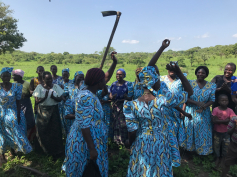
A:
[[213, 131, 221, 167], [221, 133, 230, 167]]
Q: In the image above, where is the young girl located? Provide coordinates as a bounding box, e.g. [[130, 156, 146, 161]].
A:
[[212, 94, 236, 167]]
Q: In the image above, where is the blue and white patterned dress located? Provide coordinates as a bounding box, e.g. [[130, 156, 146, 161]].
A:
[[52, 76, 62, 84], [57, 79, 73, 135], [160, 75, 185, 144], [180, 80, 216, 155], [0, 83, 32, 154], [124, 90, 188, 177], [65, 90, 108, 177]]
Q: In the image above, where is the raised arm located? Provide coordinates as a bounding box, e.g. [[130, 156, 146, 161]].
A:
[[148, 39, 170, 66], [167, 63, 193, 97], [104, 51, 118, 83]]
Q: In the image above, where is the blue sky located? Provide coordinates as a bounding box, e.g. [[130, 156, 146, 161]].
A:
[[3, 0, 237, 54]]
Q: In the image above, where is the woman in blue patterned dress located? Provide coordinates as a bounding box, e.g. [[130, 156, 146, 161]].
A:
[[50, 65, 62, 84], [181, 66, 216, 155], [123, 66, 192, 177], [57, 68, 73, 136], [0, 67, 32, 165], [65, 68, 108, 177], [64, 71, 84, 136], [160, 63, 192, 144]]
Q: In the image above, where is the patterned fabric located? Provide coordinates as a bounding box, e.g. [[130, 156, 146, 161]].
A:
[[138, 66, 160, 96], [123, 90, 188, 177], [0, 83, 32, 154], [52, 76, 62, 84], [62, 68, 69, 74], [213, 131, 230, 157], [0, 67, 13, 75], [72, 71, 84, 84], [110, 81, 133, 100], [65, 90, 108, 177], [57, 79, 73, 136], [110, 81, 133, 145], [227, 116, 237, 143], [181, 80, 216, 155], [64, 99, 75, 136], [160, 75, 185, 144], [35, 104, 63, 155], [231, 76, 237, 95]]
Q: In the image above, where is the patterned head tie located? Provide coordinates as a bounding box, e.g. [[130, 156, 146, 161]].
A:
[[62, 68, 70, 74], [12, 69, 24, 78], [117, 68, 126, 78], [72, 71, 84, 83], [85, 68, 105, 86], [138, 66, 160, 95], [0, 67, 14, 75]]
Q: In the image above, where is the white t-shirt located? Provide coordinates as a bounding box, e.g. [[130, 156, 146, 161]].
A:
[[33, 84, 64, 106]]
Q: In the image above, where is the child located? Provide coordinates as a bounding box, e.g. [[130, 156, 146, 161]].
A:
[[212, 94, 236, 168], [221, 116, 237, 177]]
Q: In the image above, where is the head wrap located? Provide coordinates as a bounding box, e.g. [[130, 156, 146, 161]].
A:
[[134, 67, 143, 85], [72, 71, 84, 83], [85, 68, 105, 86], [0, 67, 13, 75], [195, 66, 209, 76], [62, 68, 70, 74], [12, 69, 24, 78], [117, 68, 126, 78], [138, 66, 160, 95]]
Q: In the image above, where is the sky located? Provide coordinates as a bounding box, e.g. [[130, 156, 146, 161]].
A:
[[3, 0, 237, 54]]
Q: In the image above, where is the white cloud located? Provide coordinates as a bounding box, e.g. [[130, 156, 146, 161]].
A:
[[122, 40, 139, 44], [195, 33, 210, 38], [164, 37, 182, 41], [233, 34, 237, 38]]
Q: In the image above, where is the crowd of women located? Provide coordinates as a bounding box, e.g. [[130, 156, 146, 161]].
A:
[[0, 39, 237, 177]]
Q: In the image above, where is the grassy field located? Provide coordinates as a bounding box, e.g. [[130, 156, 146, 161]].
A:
[[0, 56, 237, 177]]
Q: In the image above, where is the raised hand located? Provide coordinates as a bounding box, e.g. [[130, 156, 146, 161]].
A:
[[166, 62, 181, 74], [162, 39, 170, 48], [111, 51, 118, 62]]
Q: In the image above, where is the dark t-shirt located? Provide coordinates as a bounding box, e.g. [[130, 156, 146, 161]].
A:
[[211, 75, 235, 111]]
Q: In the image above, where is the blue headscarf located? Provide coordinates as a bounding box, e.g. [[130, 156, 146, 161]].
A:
[[117, 68, 126, 78], [72, 71, 84, 83], [62, 68, 70, 74], [138, 66, 160, 96], [0, 67, 13, 75]]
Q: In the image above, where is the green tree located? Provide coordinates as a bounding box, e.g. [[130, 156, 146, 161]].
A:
[[187, 48, 198, 67], [177, 56, 186, 67], [200, 53, 209, 65], [0, 2, 27, 54], [99, 47, 116, 61]]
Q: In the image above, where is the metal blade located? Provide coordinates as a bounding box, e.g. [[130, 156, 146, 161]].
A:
[[101, 11, 117, 17]]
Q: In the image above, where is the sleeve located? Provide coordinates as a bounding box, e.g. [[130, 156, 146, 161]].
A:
[[227, 118, 236, 130], [229, 109, 237, 118], [211, 76, 217, 83], [64, 99, 75, 116], [163, 90, 188, 108], [54, 84, 64, 97], [16, 84, 23, 100], [127, 81, 134, 98], [75, 93, 94, 129], [208, 83, 216, 102], [123, 101, 138, 132], [96, 90, 103, 100], [212, 108, 218, 116], [32, 85, 43, 98]]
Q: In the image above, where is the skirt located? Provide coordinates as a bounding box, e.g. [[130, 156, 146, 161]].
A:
[[35, 104, 63, 155]]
